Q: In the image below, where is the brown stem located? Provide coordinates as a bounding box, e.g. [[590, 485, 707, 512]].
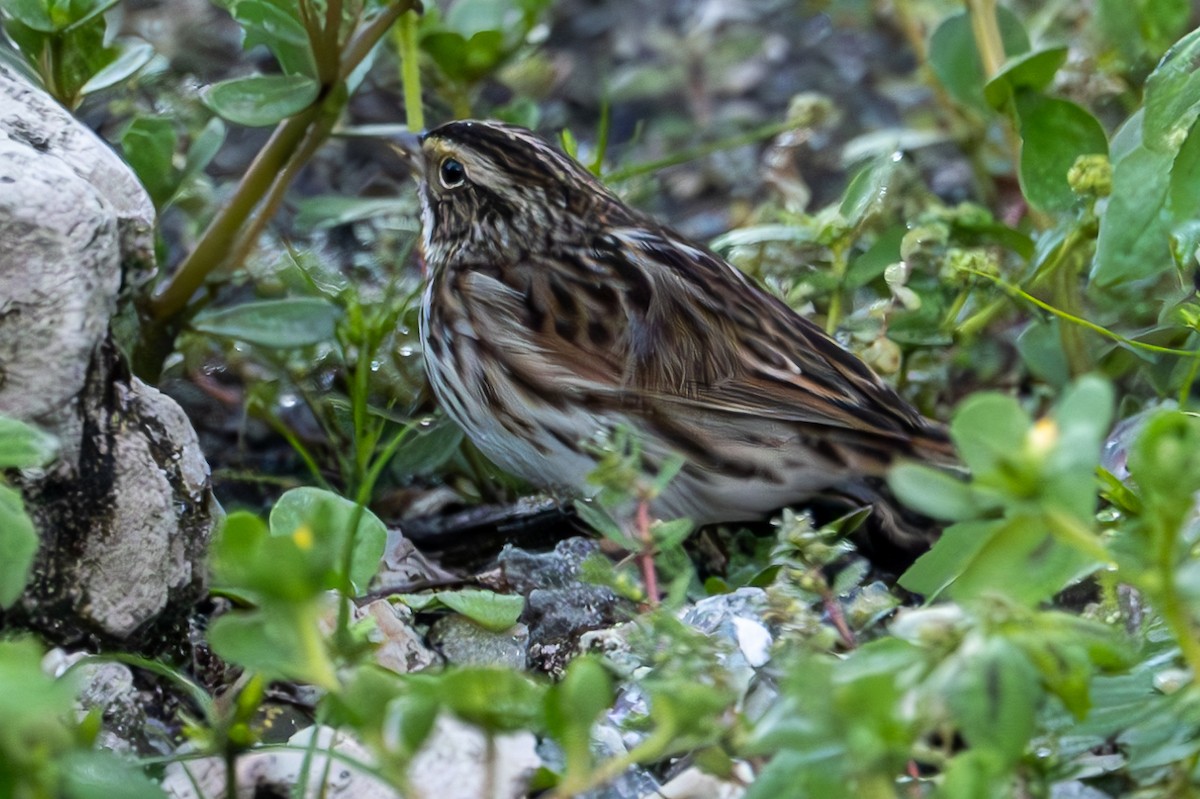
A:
[[635, 499, 660, 607], [340, 2, 417, 81], [224, 103, 337, 273], [134, 0, 420, 380], [822, 585, 856, 649], [145, 103, 322, 324]]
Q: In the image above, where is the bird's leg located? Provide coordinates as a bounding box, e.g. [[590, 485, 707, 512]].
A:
[[634, 497, 660, 607]]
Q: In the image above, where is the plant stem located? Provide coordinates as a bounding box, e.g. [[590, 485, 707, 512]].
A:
[[135, 0, 419, 380], [395, 9, 424, 130], [603, 118, 799, 183], [635, 498, 660, 607], [1042, 509, 1114, 566], [1051, 244, 1091, 375], [960, 267, 1200, 361], [144, 104, 322, 325], [966, 0, 1028, 213], [825, 241, 849, 334], [966, 0, 1005, 76], [340, 2, 415, 82]]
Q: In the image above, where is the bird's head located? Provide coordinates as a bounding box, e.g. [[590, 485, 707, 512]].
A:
[[414, 120, 623, 266]]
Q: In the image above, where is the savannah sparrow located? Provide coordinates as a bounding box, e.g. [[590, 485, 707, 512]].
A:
[[416, 120, 955, 548]]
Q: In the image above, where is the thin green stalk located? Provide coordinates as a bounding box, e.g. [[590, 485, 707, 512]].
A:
[[825, 241, 850, 334], [292, 703, 332, 799], [224, 747, 238, 799], [260, 410, 334, 491], [940, 288, 970, 332], [352, 332, 373, 488], [395, 9, 424, 130], [1154, 550, 1200, 682], [1051, 249, 1090, 375], [1042, 509, 1114, 566], [1179, 354, 1200, 406], [960, 267, 1200, 361], [223, 102, 338, 274], [966, 0, 1004, 76], [334, 423, 412, 650], [603, 118, 799, 183], [546, 722, 678, 799]]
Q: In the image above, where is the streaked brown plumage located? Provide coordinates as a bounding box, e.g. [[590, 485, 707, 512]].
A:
[[416, 120, 954, 546]]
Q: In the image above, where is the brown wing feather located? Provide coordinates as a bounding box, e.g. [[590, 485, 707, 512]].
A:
[[591, 228, 954, 460], [451, 224, 954, 468]]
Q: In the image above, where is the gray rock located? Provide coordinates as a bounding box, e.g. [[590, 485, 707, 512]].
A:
[[498, 537, 624, 674], [408, 715, 542, 799], [429, 614, 529, 669], [163, 726, 401, 799], [0, 63, 216, 647], [358, 599, 439, 673]]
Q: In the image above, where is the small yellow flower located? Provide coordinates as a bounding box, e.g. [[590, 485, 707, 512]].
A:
[[1027, 418, 1059, 458], [292, 524, 314, 550]]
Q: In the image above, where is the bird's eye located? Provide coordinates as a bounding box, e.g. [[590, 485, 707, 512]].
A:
[[439, 157, 466, 189]]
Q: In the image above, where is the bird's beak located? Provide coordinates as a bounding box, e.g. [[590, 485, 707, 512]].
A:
[[385, 128, 425, 177]]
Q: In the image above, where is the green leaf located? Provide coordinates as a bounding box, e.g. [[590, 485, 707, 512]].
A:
[[269, 487, 387, 593], [939, 750, 1008, 799], [435, 589, 524, 632], [844, 226, 903, 289], [1051, 376, 1114, 474], [946, 637, 1039, 764], [1, 0, 54, 31], [947, 514, 1092, 605], [181, 117, 226, 185], [0, 415, 58, 469], [544, 655, 613, 782], [0, 484, 38, 608], [573, 499, 635, 549], [1096, 0, 1190, 67], [192, 297, 342, 348], [652, 517, 694, 551], [1016, 319, 1070, 387], [1092, 142, 1174, 285], [212, 510, 331, 601], [294, 196, 420, 231], [0, 35, 42, 84], [60, 751, 167, 799], [207, 605, 338, 688], [1127, 410, 1200, 525], [1169, 115, 1200, 222], [928, 8, 1029, 112], [949, 393, 1029, 477], [899, 518, 1003, 599], [203, 73, 319, 127], [121, 116, 178, 208], [983, 46, 1068, 108], [888, 463, 982, 522], [388, 418, 462, 478], [0, 638, 74, 734], [422, 29, 507, 84], [217, 0, 316, 77], [709, 224, 817, 252], [79, 38, 152, 95], [839, 155, 901, 228], [409, 666, 546, 734], [1014, 93, 1108, 212], [1143, 27, 1200, 153]]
